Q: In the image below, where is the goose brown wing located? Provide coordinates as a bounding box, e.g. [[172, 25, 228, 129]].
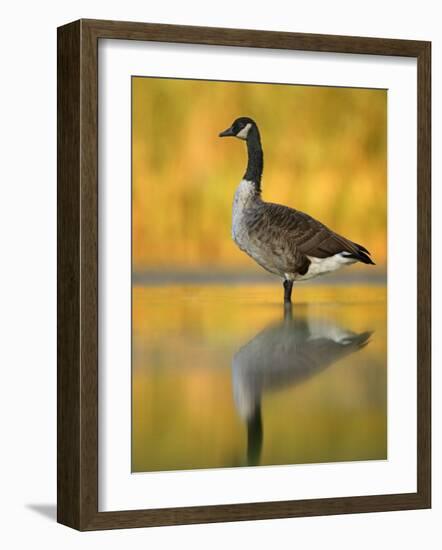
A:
[[258, 202, 374, 265]]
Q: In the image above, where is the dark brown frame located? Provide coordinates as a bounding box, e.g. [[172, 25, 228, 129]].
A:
[[57, 18, 431, 531]]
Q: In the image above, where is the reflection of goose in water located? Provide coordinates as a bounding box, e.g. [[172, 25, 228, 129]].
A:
[[232, 305, 372, 466]]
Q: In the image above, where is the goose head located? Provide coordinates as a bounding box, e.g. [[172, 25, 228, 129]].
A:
[[219, 117, 257, 140]]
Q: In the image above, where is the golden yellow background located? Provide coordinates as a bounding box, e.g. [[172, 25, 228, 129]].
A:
[[132, 77, 387, 272], [131, 79, 387, 471]]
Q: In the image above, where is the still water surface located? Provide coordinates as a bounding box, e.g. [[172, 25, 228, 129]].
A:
[[132, 284, 386, 472]]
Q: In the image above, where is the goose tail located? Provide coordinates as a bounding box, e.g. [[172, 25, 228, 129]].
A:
[[345, 242, 376, 265]]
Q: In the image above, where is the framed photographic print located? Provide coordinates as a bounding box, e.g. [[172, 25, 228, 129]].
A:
[[57, 19, 431, 530]]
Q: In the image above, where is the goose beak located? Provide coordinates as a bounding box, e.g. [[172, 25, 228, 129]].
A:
[[219, 126, 235, 137]]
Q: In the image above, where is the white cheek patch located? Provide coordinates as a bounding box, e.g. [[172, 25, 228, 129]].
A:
[[236, 123, 252, 140]]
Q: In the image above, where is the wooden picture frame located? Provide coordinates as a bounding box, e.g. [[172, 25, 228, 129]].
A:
[[57, 18, 431, 530]]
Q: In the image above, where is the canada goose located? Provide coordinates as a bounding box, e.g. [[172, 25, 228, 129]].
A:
[[219, 117, 375, 303], [232, 304, 372, 465]]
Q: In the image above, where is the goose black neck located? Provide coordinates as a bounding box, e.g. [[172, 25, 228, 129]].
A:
[[244, 126, 263, 193]]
